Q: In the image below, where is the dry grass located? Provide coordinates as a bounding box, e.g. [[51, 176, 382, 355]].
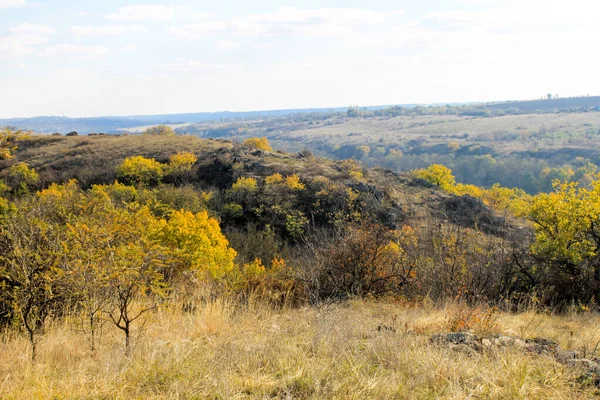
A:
[[2, 299, 600, 399], [0, 134, 234, 187]]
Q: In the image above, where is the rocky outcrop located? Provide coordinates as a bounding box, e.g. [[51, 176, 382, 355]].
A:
[[431, 332, 600, 386]]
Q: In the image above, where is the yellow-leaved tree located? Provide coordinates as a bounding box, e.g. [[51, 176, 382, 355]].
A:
[[528, 175, 600, 302], [414, 164, 456, 191], [154, 210, 237, 280]]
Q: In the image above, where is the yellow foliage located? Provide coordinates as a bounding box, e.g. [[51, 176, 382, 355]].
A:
[[167, 152, 197, 176], [357, 145, 370, 157], [0, 180, 8, 194], [92, 181, 138, 205], [154, 210, 237, 279], [36, 180, 90, 220], [482, 183, 532, 216], [285, 174, 305, 190], [0, 128, 29, 160], [243, 259, 266, 279], [528, 179, 600, 266], [231, 176, 258, 192], [8, 162, 39, 189], [414, 164, 456, 191], [448, 142, 460, 152], [340, 159, 362, 172], [453, 183, 484, 198], [416, 164, 531, 218], [271, 257, 287, 272], [243, 137, 272, 151], [265, 173, 283, 185], [116, 156, 164, 186], [0, 196, 16, 217], [349, 170, 364, 181]]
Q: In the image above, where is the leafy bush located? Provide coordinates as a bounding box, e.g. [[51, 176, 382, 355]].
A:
[[243, 137, 272, 151], [166, 152, 197, 183], [8, 162, 39, 191], [116, 156, 164, 186], [143, 125, 176, 136]]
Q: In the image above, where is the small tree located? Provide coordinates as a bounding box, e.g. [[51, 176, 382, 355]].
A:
[[143, 125, 175, 136], [63, 220, 112, 351], [101, 206, 167, 356], [153, 210, 237, 281], [0, 213, 64, 361], [105, 243, 166, 356]]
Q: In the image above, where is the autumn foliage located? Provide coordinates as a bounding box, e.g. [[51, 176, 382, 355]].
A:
[[4, 142, 600, 363], [243, 137, 273, 151]]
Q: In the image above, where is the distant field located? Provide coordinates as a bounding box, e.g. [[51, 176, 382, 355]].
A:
[[192, 112, 600, 156], [178, 111, 600, 192]]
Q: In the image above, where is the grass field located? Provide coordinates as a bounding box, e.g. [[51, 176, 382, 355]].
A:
[[262, 112, 600, 154], [2, 299, 600, 399]]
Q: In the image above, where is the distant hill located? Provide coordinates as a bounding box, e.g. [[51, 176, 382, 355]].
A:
[[486, 96, 600, 112], [0, 105, 416, 135], [3, 96, 598, 134]]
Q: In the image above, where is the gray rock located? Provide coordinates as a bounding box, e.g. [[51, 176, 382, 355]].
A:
[[431, 332, 482, 352]]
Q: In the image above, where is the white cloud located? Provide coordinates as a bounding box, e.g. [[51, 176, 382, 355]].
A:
[[43, 44, 109, 60], [107, 5, 198, 22], [233, 7, 388, 36], [0, 24, 55, 58], [426, 1, 600, 32], [70, 25, 147, 36], [456, 0, 499, 3], [153, 61, 240, 73], [121, 43, 138, 52], [171, 7, 400, 39], [7, 23, 55, 35], [214, 39, 239, 49], [0, 0, 25, 8], [169, 21, 228, 39]]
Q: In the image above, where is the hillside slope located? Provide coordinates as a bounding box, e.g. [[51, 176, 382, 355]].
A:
[[0, 134, 519, 238]]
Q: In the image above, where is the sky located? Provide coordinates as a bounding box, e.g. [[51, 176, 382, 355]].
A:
[[0, 0, 599, 118]]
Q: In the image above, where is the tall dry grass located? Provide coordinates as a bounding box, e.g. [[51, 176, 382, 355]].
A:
[[1, 298, 599, 399]]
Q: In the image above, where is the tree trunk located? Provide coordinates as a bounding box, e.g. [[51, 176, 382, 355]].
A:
[[28, 330, 37, 362], [124, 322, 131, 357]]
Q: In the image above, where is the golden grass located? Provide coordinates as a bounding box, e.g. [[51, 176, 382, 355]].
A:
[[2, 299, 600, 399]]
